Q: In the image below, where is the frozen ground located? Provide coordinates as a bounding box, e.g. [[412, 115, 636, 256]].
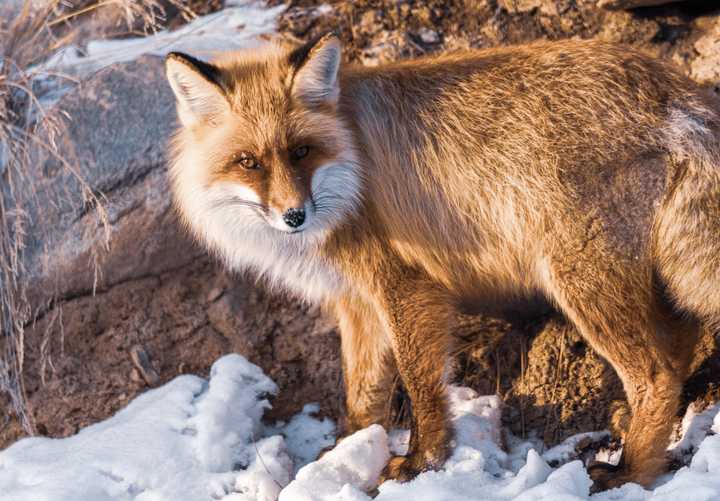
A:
[[1, 354, 719, 501]]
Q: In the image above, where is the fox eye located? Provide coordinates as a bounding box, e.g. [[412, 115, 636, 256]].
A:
[[236, 153, 259, 170], [291, 145, 310, 161]]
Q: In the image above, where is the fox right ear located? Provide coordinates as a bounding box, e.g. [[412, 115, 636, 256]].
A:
[[290, 33, 342, 107], [165, 52, 229, 126]]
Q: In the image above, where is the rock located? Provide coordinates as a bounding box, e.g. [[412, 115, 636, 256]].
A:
[[206, 287, 224, 303], [597, 0, 684, 9], [130, 345, 160, 386], [691, 19, 720, 85], [24, 55, 199, 309]]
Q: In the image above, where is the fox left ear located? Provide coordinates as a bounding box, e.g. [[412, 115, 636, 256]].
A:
[[290, 33, 342, 107], [165, 52, 229, 126]]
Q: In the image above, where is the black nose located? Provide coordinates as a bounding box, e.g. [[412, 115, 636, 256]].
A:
[[282, 208, 305, 228]]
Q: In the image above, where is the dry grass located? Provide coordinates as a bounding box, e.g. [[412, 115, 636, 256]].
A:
[[0, 0, 199, 435]]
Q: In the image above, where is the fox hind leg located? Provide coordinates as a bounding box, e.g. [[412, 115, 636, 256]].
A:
[[654, 154, 720, 333], [546, 246, 699, 490]]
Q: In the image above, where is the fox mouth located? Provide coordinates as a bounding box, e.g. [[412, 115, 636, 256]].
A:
[[265, 209, 312, 234], [268, 222, 306, 234], [208, 194, 315, 234]]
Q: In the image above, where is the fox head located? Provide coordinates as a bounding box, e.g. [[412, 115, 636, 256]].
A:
[[165, 35, 361, 263]]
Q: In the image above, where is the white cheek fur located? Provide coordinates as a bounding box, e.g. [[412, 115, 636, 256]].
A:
[[310, 162, 362, 225], [230, 185, 262, 204], [172, 150, 363, 304]]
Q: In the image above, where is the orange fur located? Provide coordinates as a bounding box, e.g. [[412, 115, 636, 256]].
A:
[[166, 36, 720, 489]]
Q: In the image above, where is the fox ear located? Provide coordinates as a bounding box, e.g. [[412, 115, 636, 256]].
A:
[[290, 33, 342, 107], [165, 52, 229, 126]]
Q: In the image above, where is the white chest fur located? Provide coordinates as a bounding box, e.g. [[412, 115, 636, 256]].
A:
[[223, 230, 344, 304]]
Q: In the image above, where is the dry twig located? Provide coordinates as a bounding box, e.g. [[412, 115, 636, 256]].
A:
[[0, 0, 197, 435]]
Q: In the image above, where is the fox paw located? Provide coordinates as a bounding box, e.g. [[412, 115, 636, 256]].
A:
[[588, 462, 631, 493], [379, 450, 446, 484], [379, 456, 423, 483]]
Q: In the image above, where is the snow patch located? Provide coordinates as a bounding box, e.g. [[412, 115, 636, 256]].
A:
[[543, 431, 611, 466], [669, 403, 720, 461], [279, 425, 390, 501], [3, 355, 720, 501], [265, 403, 336, 473], [42, 1, 285, 77], [191, 354, 278, 472], [32, 0, 286, 109], [0, 355, 286, 501]]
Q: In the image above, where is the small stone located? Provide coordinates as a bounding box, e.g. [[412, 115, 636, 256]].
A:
[[691, 20, 720, 85], [130, 345, 160, 386], [130, 368, 143, 383], [417, 28, 440, 45]]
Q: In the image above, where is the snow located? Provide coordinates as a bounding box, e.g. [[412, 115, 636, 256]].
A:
[[279, 425, 390, 501], [542, 431, 612, 466], [668, 402, 720, 463], [0, 355, 284, 501], [31, 0, 287, 109], [3, 354, 720, 501], [265, 403, 336, 473], [42, 1, 286, 77]]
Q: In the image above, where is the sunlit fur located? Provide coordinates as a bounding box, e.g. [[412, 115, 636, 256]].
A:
[[167, 37, 720, 490], [168, 41, 361, 303]]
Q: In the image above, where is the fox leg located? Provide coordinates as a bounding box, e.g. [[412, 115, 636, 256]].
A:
[[547, 244, 698, 490], [376, 272, 455, 482], [335, 295, 396, 434]]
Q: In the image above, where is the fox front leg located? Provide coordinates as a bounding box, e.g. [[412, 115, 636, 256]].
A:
[[376, 271, 456, 482], [334, 295, 396, 435]]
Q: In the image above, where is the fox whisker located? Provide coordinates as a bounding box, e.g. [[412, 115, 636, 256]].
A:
[[210, 197, 268, 213]]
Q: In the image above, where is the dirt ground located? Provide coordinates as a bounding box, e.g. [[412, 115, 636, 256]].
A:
[[3, 0, 720, 457]]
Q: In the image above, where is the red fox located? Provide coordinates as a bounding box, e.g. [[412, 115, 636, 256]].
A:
[[165, 34, 720, 490]]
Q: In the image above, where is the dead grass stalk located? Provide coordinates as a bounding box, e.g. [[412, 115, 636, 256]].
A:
[[0, 0, 196, 435]]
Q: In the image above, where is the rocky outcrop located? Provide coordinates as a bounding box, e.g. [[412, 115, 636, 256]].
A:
[[25, 55, 193, 308]]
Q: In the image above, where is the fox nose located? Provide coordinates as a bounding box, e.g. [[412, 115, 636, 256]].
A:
[[282, 208, 306, 228]]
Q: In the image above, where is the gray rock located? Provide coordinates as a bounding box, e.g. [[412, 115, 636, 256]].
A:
[[25, 55, 202, 308]]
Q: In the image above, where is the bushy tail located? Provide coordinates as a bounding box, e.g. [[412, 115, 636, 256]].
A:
[[654, 105, 720, 330]]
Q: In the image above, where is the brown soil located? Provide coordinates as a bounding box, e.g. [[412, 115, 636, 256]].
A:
[[3, 0, 720, 458], [2, 244, 342, 445]]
